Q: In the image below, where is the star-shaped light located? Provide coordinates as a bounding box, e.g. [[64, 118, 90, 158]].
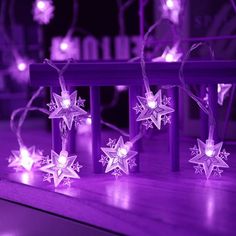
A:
[[49, 90, 87, 130], [33, 0, 54, 25], [189, 139, 229, 179], [161, 0, 181, 24], [100, 136, 138, 177], [152, 45, 182, 62], [40, 150, 81, 187], [8, 146, 43, 171], [217, 84, 232, 106], [134, 90, 174, 130]]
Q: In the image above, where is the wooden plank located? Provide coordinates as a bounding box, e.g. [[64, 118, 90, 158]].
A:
[[90, 86, 102, 173], [129, 85, 142, 172], [169, 87, 180, 171], [30, 61, 236, 87]]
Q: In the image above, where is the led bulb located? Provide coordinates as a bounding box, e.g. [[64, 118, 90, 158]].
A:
[[58, 151, 68, 166], [165, 53, 174, 62], [62, 98, 71, 108], [117, 142, 132, 157], [20, 147, 34, 171], [60, 42, 69, 51], [61, 91, 71, 109], [166, 0, 174, 9], [37, 1, 46, 10], [147, 100, 157, 109], [20, 147, 30, 159], [17, 62, 27, 72], [117, 147, 128, 157], [146, 91, 157, 109], [217, 84, 221, 93], [205, 139, 215, 157], [86, 117, 92, 125]]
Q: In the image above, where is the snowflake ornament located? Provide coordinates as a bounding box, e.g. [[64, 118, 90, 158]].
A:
[[134, 90, 174, 130], [33, 0, 54, 25], [40, 150, 82, 187], [8, 146, 43, 171], [100, 136, 138, 178], [189, 139, 229, 179], [152, 44, 182, 62], [48, 90, 87, 130], [161, 0, 181, 24]]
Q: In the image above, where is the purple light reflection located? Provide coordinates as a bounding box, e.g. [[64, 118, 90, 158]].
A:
[[106, 181, 131, 210]]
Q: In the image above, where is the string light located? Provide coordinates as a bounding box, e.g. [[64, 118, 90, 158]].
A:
[[152, 44, 182, 62], [50, 37, 80, 60], [49, 90, 87, 130], [33, 0, 54, 25], [40, 150, 82, 187], [8, 146, 42, 171], [9, 57, 32, 83], [134, 90, 174, 130], [162, 0, 181, 24], [100, 136, 138, 178], [189, 139, 229, 179]]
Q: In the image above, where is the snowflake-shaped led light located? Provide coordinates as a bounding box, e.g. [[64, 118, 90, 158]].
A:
[[9, 58, 32, 84], [40, 150, 82, 187], [161, 0, 181, 24], [189, 139, 229, 179], [134, 90, 174, 130], [50, 37, 80, 60], [33, 0, 54, 25], [48, 90, 87, 130], [8, 146, 43, 171], [100, 137, 138, 178], [152, 44, 182, 62]]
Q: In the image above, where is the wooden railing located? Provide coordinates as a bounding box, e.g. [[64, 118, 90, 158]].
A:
[[30, 61, 236, 173]]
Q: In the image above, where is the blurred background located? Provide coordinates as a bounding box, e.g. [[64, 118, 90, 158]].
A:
[[0, 0, 236, 138]]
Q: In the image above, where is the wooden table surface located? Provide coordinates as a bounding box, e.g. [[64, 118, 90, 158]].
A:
[[0, 120, 236, 235]]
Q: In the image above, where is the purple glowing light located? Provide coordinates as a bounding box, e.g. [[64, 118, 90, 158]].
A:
[[134, 90, 174, 130], [152, 45, 182, 63], [37, 0, 46, 10], [162, 0, 181, 24], [49, 90, 87, 130], [60, 41, 69, 52], [17, 62, 27, 72], [9, 58, 31, 83], [51, 37, 80, 60], [116, 86, 127, 92], [189, 139, 229, 179], [33, 0, 54, 25], [100, 136, 137, 178], [40, 150, 82, 187], [8, 146, 42, 171]]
